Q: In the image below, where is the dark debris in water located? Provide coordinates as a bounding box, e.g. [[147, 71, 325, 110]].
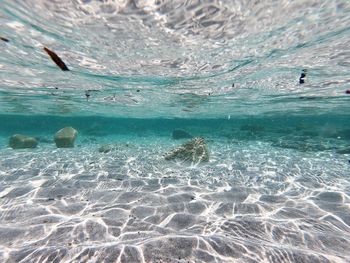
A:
[[43, 47, 69, 71], [299, 69, 307, 84], [0, 37, 9, 42], [85, 89, 100, 100], [298, 97, 317, 100], [85, 91, 91, 100]]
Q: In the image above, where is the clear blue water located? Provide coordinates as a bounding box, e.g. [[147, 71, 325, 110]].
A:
[[1, 1, 350, 262]]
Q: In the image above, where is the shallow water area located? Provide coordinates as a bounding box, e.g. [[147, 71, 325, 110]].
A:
[[0, 116, 350, 262], [1, 0, 350, 262]]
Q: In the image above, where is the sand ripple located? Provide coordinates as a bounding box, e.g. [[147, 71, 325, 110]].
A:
[[0, 140, 349, 262]]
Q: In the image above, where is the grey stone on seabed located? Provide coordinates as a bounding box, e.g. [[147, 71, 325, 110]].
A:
[[54, 127, 78, 148], [165, 137, 209, 164], [172, 129, 192, 140], [9, 134, 38, 149], [98, 144, 114, 153], [337, 147, 350, 154]]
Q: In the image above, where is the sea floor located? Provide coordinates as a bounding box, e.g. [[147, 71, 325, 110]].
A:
[[0, 135, 349, 263]]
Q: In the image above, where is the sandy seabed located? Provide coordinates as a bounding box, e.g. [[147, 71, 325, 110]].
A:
[[0, 137, 349, 263]]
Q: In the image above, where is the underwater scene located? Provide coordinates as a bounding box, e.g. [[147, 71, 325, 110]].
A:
[[0, 1, 350, 262]]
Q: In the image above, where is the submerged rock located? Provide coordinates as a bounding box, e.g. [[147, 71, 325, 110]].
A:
[[9, 134, 38, 149], [54, 127, 78, 148], [98, 144, 114, 153], [337, 147, 350, 154], [172, 129, 192, 140], [272, 140, 329, 152], [240, 124, 265, 133], [270, 135, 340, 152], [165, 137, 209, 164]]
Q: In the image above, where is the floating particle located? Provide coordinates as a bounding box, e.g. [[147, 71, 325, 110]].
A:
[[299, 97, 316, 100], [43, 46, 69, 71], [85, 91, 91, 100], [345, 90, 350, 94], [85, 89, 100, 100], [232, 83, 235, 87], [0, 37, 9, 42], [299, 69, 307, 84], [136, 89, 140, 92]]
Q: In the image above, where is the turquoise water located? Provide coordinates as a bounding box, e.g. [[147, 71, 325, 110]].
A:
[[1, 1, 350, 262]]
